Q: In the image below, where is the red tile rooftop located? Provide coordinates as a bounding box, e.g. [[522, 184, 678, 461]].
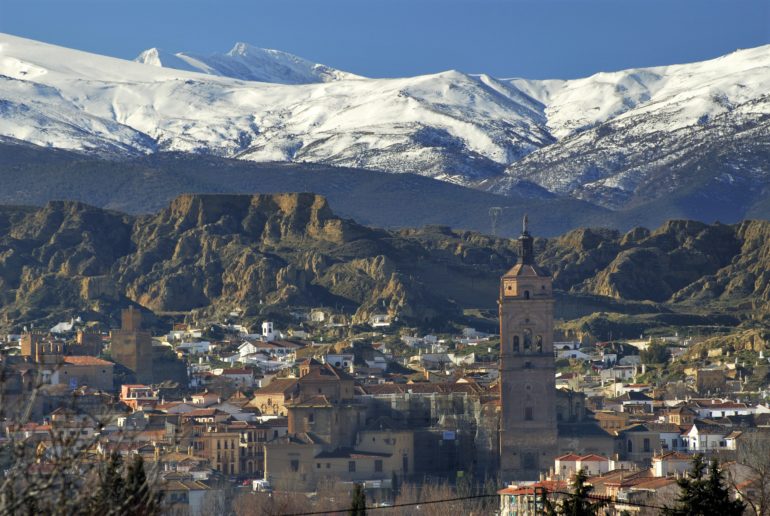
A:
[[63, 356, 113, 366], [579, 454, 610, 462], [221, 368, 251, 375]]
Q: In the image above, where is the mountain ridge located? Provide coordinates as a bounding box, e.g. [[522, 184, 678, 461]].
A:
[[1, 193, 770, 338], [1, 33, 769, 221], [134, 42, 362, 84]]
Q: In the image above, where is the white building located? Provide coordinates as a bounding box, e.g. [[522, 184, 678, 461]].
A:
[[262, 321, 279, 342], [686, 423, 728, 452], [177, 341, 212, 355], [368, 314, 391, 327], [325, 353, 355, 372], [554, 454, 610, 478], [652, 452, 692, 477]]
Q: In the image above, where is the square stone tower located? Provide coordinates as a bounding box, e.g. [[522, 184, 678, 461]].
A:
[[499, 216, 558, 481], [110, 307, 153, 384]]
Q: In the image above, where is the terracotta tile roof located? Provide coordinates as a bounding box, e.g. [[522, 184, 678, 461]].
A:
[[630, 477, 678, 490], [579, 454, 610, 462], [221, 368, 252, 375], [289, 395, 333, 408], [182, 408, 227, 417], [498, 480, 568, 496], [654, 451, 691, 461], [300, 363, 355, 382], [252, 378, 298, 395], [63, 356, 113, 366]]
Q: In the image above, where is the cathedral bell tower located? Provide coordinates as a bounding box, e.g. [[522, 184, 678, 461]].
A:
[[499, 215, 558, 481]]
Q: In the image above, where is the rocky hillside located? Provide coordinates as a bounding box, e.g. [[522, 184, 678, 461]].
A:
[[1, 195, 770, 335]]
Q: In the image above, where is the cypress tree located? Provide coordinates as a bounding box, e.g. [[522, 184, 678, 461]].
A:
[[664, 455, 745, 516], [558, 469, 607, 516], [349, 483, 366, 516]]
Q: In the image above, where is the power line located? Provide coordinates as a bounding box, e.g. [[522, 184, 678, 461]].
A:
[[271, 485, 673, 516], [281, 493, 497, 515], [547, 489, 669, 511]]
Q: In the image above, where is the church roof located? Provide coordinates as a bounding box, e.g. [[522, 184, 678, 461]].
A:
[[503, 262, 551, 278]]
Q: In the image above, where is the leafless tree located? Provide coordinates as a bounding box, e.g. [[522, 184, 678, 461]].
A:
[[727, 432, 770, 515], [0, 360, 161, 515]]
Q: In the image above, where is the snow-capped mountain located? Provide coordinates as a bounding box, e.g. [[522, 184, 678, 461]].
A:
[[135, 43, 361, 84], [1, 32, 769, 214], [489, 46, 770, 208], [0, 33, 550, 182]]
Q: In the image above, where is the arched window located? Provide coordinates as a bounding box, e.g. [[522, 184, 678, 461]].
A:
[[627, 440, 633, 453], [524, 290, 530, 299], [523, 329, 532, 352], [536, 335, 543, 353], [513, 336, 520, 352]]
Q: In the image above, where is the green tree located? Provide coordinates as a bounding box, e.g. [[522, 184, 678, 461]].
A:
[[89, 452, 126, 514], [664, 455, 745, 516], [349, 483, 366, 516], [641, 341, 670, 365], [123, 454, 162, 516], [557, 469, 607, 515]]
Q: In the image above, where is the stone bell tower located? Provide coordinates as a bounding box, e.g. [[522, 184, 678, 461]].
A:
[[499, 215, 558, 481]]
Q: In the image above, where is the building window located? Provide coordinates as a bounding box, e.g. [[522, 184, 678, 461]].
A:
[[627, 440, 633, 453], [309, 413, 314, 423], [513, 336, 520, 353], [524, 290, 530, 299], [326, 463, 331, 469], [317, 463, 321, 469], [643, 438, 651, 452], [348, 461, 356, 472], [523, 329, 532, 351], [536, 335, 543, 353], [375, 460, 383, 473], [291, 460, 299, 472], [525, 407, 533, 421]]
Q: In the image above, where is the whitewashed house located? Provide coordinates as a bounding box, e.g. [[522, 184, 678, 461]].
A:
[[686, 423, 728, 452]]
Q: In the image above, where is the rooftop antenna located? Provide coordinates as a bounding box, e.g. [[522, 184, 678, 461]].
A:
[[489, 207, 503, 236]]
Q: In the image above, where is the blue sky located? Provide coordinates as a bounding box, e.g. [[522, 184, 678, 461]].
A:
[[1, 0, 768, 79]]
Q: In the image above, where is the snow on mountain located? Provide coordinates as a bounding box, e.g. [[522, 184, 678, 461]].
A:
[[0, 33, 550, 181], [490, 45, 770, 207], [1, 32, 769, 210], [135, 43, 362, 84]]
